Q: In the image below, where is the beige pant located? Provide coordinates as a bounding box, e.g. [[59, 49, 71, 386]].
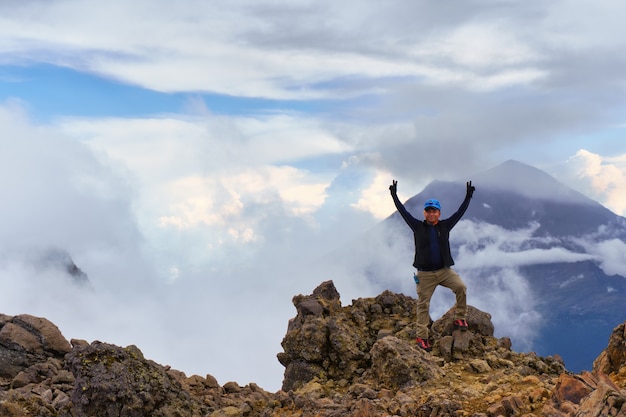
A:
[[415, 267, 467, 339]]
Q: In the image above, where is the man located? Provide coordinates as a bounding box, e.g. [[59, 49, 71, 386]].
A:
[[389, 179, 475, 351]]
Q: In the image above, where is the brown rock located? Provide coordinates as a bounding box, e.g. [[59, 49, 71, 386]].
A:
[[551, 373, 593, 406], [0, 323, 43, 354], [438, 335, 454, 362], [367, 336, 443, 389], [0, 314, 71, 358], [577, 373, 626, 417], [498, 337, 512, 350], [486, 395, 524, 417], [12, 315, 71, 355], [65, 341, 208, 416], [5, 281, 620, 417], [593, 321, 626, 375], [431, 305, 494, 337]]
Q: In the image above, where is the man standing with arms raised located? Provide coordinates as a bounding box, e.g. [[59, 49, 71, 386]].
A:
[[389, 179, 475, 351]]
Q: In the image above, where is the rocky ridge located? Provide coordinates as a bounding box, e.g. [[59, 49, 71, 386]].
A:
[[1, 281, 625, 416]]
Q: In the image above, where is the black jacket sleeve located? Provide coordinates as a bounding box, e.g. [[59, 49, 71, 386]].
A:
[[443, 191, 473, 230], [390, 190, 420, 230]]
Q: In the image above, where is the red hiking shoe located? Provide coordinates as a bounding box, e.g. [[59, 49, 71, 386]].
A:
[[454, 319, 468, 331], [416, 337, 432, 352]]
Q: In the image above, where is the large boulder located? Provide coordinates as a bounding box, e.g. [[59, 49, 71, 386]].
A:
[[278, 281, 372, 391], [543, 371, 626, 416], [367, 336, 443, 389], [431, 305, 494, 338], [594, 321, 626, 378], [0, 314, 71, 379], [65, 341, 208, 417]]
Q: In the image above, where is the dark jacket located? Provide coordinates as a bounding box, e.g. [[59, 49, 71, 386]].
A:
[[391, 190, 472, 270]]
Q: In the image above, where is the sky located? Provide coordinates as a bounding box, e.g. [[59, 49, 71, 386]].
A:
[[1, 1, 626, 391]]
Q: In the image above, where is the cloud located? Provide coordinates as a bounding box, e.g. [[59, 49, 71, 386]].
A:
[[1, 102, 392, 390], [2, 0, 624, 100], [0, 104, 144, 261], [4, 1, 626, 185], [575, 238, 626, 278], [464, 268, 542, 351], [454, 221, 596, 269], [553, 149, 626, 216]]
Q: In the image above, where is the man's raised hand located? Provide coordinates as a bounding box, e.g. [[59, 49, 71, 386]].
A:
[[389, 179, 398, 194], [466, 181, 475, 197]]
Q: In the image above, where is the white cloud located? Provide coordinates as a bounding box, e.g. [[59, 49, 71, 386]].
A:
[[554, 149, 626, 216], [464, 268, 542, 350], [352, 170, 395, 219], [2, 0, 614, 98], [0, 102, 387, 390], [576, 238, 626, 278], [455, 220, 597, 269]]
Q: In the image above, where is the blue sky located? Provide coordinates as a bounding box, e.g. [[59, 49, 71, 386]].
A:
[[0, 64, 349, 119], [1, 0, 626, 391]]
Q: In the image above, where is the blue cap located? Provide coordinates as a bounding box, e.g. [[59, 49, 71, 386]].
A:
[[424, 199, 441, 211]]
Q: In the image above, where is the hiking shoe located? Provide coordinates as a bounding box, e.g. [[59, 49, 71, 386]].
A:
[[454, 319, 468, 330], [416, 337, 432, 352]]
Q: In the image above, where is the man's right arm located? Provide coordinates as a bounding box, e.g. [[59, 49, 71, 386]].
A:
[[390, 180, 418, 228]]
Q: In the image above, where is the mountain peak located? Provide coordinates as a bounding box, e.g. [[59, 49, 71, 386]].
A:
[[472, 160, 591, 205]]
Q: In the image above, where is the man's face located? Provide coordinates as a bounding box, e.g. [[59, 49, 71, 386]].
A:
[[423, 207, 440, 224]]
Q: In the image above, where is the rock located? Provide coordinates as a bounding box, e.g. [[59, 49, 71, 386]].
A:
[[2, 280, 624, 417], [431, 305, 494, 337], [486, 395, 524, 417], [0, 314, 70, 356], [368, 336, 443, 389], [312, 280, 341, 302], [209, 406, 241, 417], [223, 381, 241, 393], [0, 314, 71, 380], [0, 323, 44, 354], [296, 299, 324, 317], [279, 282, 371, 391], [551, 373, 593, 406], [498, 337, 512, 350], [66, 341, 208, 417], [468, 359, 492, 373], [594, 321, 626, 376], [437, 335, 454, 361], [543, 370, 626, 416], [11, 315, 71, 355], [577, 373, 626, 416]]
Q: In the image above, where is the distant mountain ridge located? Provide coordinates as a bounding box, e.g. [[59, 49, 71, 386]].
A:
[[330, 159, 626, 373], [401, 160, 620, 236]]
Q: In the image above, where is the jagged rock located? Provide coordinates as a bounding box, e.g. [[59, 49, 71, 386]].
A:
[[486, 395, 524, 417], [1, 281, 624, 416], [279, 281, 373, 391], [594, 321, 626, 377], [65, 341, 208, 417], [0, 314, 71, 380], [36, 248, 90, 286], [543, 370, 626, 416], [577, 373, 626, 416], [367, 336, 443, 389], [431, 305, 495, 338], [0, 314, 71, 356]]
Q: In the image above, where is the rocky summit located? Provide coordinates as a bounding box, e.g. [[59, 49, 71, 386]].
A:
[[1, 281, 625, 417]]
